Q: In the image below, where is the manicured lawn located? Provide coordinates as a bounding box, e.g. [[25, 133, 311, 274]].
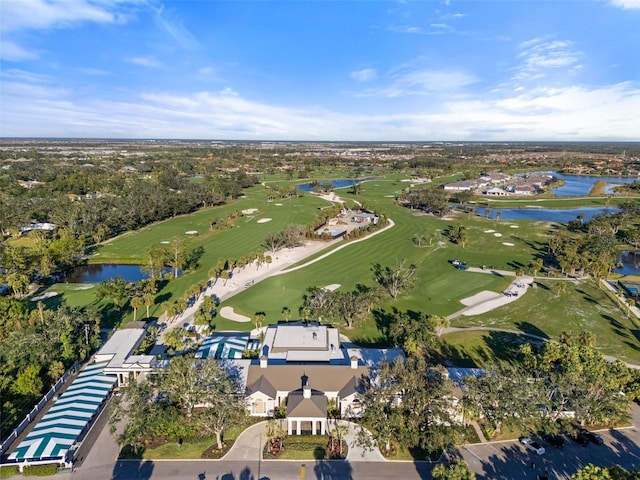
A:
[[135, 421, 252, 460], [37, 171, 640, 361], [448, 279, 640, 364], [139, 437, 215, 460], [435, 331, 539, 368]]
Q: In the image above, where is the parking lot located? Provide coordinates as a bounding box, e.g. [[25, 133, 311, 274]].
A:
[[459, 423, 640, 479]]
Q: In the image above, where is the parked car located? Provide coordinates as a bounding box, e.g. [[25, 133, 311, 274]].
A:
[[579, 428, 604, 445], [542, 433, 565, 448], [519, 437, 545, 455], [571, 430, 590, 446]]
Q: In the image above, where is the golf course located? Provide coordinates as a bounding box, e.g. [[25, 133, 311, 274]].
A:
[[40, 171, 640, 365]]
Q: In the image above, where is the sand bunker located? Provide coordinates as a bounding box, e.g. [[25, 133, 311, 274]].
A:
[[32, 292, 58, 302], [494, 233, 503, 237], [70, 285, 93, 290], [323, 284, 341, 292], [510, 225, 519, 228], [257, 218, 272, 224], [160, 241, 170, 244], [484, 229, 495, 233], [242, 208, 258, 214], [220, 306, 251, 322], [502, 242, 515, 246], [185, 230, 198, 235], [275, 203, 283, 206]]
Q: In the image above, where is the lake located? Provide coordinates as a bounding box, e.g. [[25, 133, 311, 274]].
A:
[[296, 178, 374, 192], [550, 172, 639, 197], [614, 251, 640, 276], [64, 264, 154, 283], [473, 206, 618, 223]]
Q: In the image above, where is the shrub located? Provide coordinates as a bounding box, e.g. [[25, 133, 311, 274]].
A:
[[0, 465, 20, 478], [23, 463, 60, 476]]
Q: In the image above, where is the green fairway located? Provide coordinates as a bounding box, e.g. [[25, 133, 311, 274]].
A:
[[36, 171, 640, 363], [448, 279, 640, 364]]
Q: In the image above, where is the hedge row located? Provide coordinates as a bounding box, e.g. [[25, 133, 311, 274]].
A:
[[23, 464, 60, 476], [0, 466, 20, 478]]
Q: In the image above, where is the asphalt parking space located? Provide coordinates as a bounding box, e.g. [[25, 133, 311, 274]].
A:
[[460, 427, 640, 480]]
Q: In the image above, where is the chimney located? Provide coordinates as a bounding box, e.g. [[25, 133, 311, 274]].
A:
[[350, 355, 358, 369], [260, 355, 268, 369], [303, 378, 311, 399]]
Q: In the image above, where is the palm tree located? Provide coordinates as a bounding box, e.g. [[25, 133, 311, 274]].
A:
[[143, 292, 155, 318], [335, 423, 349, 456], [281, 306, 291, 322], [131, 296, 143, 321], [37, 300, 46, 324], [253, 312, 266, 330]]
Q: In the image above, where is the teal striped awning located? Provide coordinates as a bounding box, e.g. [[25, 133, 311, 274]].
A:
[[8, 361, 116, 462], [195, 333, 249, 359]]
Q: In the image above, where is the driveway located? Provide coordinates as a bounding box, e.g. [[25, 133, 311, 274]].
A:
[[223, 420, 385, 462]]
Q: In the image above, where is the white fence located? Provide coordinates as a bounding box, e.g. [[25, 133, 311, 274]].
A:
[[0, 361, 79, 457]]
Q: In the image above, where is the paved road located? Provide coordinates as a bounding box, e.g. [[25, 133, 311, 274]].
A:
[[36, 402, 640, 480], [95, 459, 435, 480]]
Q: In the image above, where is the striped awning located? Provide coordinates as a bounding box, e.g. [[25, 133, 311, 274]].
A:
[[8, 361, 116, 462], [195, 333, 249, 359]]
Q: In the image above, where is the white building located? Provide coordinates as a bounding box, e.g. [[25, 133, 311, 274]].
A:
[[96, 327, 159, 386], [243, 322, 403, 435]]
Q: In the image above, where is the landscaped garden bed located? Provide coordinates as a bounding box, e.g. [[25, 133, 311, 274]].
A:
[[263, 435, 348, 460]]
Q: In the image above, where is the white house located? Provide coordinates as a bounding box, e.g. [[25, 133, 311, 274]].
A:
[[243, 322, 403, 435]]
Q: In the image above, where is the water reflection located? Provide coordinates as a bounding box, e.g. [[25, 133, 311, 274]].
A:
[[473, 206, 617, 223], [615, 251, 640, 276]]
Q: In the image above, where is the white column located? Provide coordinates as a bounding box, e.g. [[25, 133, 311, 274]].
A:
[[287, 419, 292, 436], [296, 420, 301, 435], [311, 419, 316, 435], [320, 420, 325, 435]]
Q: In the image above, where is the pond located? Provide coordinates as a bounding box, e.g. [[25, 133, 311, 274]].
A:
[[64, 264, 157, 283], [472, 206, 618, 223], [550, 172, 639, 197], [296, 178, 374, 192], [614, 251, 640, 276]]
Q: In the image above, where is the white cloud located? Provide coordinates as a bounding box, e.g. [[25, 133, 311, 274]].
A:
[[609, 0, 640, 9], [1, 71, 638, 141], [386, 25, 444, 35], [514, 38, 582, 80], [356, 67, 477, 97], [152, 3, 199, 49], [0, 0, 141, 61], [1, 68, 52, 83], [0, 40, 41, 61], [126, 56, 163, 68], [350, 68, 377, 82], [0, 0, 137, 33]]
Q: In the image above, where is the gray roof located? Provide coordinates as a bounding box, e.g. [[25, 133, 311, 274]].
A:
[[245, 364, 369, 396], [337, 376, 364, 399], [287, 391, 328, 418], [246, 375, 277, 399]]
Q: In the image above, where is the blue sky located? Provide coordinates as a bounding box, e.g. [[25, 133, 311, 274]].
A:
[[1, 0, 639, 141]]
